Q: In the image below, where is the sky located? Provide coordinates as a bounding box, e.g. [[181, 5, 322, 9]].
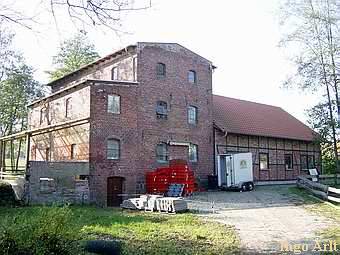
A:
[[11, 0, 321, 123]]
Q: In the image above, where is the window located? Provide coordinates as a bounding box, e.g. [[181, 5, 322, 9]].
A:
[[65, 97, 72, 118], [156, 143, 169, 162], [301, 155, 315, 170], [40, 107, 47, 125], [259, 153, 269, 170], [188, 70, 197, 83], [70, 144, 77, 160], [45, 147, 50, 161], [133, 57, 137, 81], [107, 139, 120, 160], [188, 106, 198, 125], [156, 101, 168, 119], [111, 66, 118, 80], [189, 143, 198, 162], [156, 63, 166, 77], [39, 178, 55, 193], [108, 95, 120, 114], [284, 154, 293, 170]]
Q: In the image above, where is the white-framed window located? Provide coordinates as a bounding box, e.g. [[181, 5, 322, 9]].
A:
[[188, 106, 198, 125], [111, 66, 119, 80], [259, 153, 269, 170], [156, 143, 169, 162], [189, 143, 198, 162], [107, 139, 120, 160], [188, 70, 197, 84], [40, 107, 48, 125], [108, 95, 121, 114]]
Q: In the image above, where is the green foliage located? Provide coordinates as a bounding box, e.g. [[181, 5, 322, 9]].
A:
[[0, 181, 16, 206], [0, 206, 81, 255], [48, 33, 100, 81], [0, 206, 239, 255], [306, 102, 338, 174]]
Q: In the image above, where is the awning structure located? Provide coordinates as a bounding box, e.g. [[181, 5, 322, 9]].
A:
[[0, 117, 90, 175]]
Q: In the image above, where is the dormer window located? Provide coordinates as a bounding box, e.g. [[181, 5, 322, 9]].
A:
[[188, 70, 197, 84], [156, 101, 168, 119], [111, 66, 118, 80], [156, 63, 166, 77]]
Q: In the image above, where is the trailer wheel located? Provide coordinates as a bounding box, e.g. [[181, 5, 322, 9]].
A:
[[241, 184, 247, 192], [247, 182, 254, 191]]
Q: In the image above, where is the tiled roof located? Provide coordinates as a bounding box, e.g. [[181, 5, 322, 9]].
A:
[[213, 94, 316, 141]]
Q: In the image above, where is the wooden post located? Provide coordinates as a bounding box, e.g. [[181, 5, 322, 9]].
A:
[[25, 134, 31, 174]]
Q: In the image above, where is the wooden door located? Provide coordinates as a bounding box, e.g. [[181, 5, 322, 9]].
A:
[[107, 177, 123, 207]]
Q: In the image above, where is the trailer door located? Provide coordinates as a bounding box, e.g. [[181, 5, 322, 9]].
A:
[[217, 155, 233, 187]]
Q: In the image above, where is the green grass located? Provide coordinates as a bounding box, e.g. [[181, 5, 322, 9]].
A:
[[289, 187, 340, 245], [0, 206, 240, 255]]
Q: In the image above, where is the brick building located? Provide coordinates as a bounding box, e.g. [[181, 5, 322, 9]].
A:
[[0, 42, 320, 206]]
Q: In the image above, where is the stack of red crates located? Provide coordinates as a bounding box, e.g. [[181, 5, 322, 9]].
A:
[[146, 161, 195, 196]]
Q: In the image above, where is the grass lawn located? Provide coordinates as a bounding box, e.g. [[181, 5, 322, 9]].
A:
[[289, 187, 340, 245], [0, 206, 240, 255]]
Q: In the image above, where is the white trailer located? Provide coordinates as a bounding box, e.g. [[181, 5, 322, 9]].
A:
[[217, 152, 254, 191]]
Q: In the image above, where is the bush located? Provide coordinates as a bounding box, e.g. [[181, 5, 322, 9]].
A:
[[0, 181, 17, 206], [0, 206, 81, 255]]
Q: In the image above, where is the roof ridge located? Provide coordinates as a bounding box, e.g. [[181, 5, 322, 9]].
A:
[[213, 94, 281, 109]]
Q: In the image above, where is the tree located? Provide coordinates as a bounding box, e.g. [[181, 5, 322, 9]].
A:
[[306, 101, 338, 174], [0, 0, 151, 32], [280, 0, 340, 179], [47, 33, 100, 80]]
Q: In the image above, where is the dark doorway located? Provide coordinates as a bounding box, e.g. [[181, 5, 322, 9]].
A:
[[107, 177, 123, 207]]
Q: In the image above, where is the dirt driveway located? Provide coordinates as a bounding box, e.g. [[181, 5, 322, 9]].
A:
[[186, 185, 335, 254]]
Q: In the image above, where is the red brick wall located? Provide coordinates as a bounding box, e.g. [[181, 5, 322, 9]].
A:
[[136, 44, 214, 184], [89, 83, 139, 205], [215, 130, 321, 181]]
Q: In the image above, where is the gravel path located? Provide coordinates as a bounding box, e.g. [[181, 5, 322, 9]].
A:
[[186, 185, 335, 254]]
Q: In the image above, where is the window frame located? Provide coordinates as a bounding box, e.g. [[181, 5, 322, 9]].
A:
[[156, 63, 166, 77], [107, 94, 121, 114], [284, 154, 293, 170], [156, 101, 168, 119], [188, 70, 197, 84], [187, 105, 198, 125], [111, 66, 119, 80], [300, 155, 308, 170], [259, 153, 269, 170], [107, 138, 120, 160], [189, 143, 198, 162], [156, 143, 169, 163], [307, 155, 315, 169]]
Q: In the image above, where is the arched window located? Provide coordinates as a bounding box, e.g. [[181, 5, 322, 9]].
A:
[[188, 105, 198, 125], [156, 63, 166, 77], [156, 101, 168, 119], [156, 143, 169, 162], [111, 66, 119, 80], [188, 70, 197, 84], [107, 138, 120, 160]]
